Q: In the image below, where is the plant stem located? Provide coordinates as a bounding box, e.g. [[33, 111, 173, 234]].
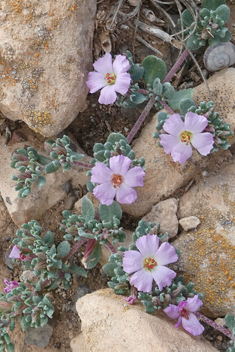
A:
[[127, 95, 156, 144], [72, 161, 93, 169], [162, 49, 189, 83], [105, 241, 117, 254], [195, 312, 235, 341], [63, 238, 88, 262], [160, 100, 174, 115]]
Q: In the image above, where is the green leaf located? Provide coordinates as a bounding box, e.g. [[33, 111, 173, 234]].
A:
[[179, 98, 196, 115], [129, 64, 144, 82], [37, 154, 52, 165], [217, 30, 231, 43], [102, 262, 117, 277], [225, 314, 235, 328], [107, 133, 127, 145], [6, 343, 14, 352], [182, 9, 194, 26], [208, 35, 220, 47], [57, 241, 70, 258], [43, 231, 54, 246], [142, 56, 166, 85], [45, 160, 60, 174], [130, 92, 148, 104], [186, 34, 202, 50], [64, 264, 87, 277], [152, 78, 163, 95], [37, 175, 46, 190], [99, 201, 122, 222], [202, 0, 225, 11], [82, 196, 95, 222], [85, 243, 100, 269], [168, 89, 194, 111], [162, 82, 175, 99]]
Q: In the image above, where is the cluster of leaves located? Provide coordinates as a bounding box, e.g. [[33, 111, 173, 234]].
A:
[[116, 52, 192, 111], [153, 100, 234, 152], [60, 196, 126, 268], [103, 220, 202, 314], [86, 132, 145, 192], [180, 0, 231, 50], [225, 312, 235, 352], [10, 135, 84, 199], [0, 282, 54, 352], [12, 220, 87, 291]]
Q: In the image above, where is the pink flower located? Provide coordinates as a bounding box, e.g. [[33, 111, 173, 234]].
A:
[[159, 112, 214, 164], [164, 295, 204, 336], [9, 245, 21, 259], [4, 278, 19, 293], [122, 234, 178, 292], [91, 155, 145, 206], [86, 53, 131, 105], [124, 294, 137, 305]]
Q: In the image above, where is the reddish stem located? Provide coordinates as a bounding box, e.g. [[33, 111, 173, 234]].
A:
[[105, 241, 117, 254], [162, 49, 189, 83], [127, 95, 156, 144], [195, 312, 235, 341], [160, 101, 174, 115], [72, 161, 93, 169], [63, 238, 88, 262]]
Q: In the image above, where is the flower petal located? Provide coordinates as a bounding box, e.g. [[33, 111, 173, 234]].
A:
[[182, 312, 205, 336], [4, 278, 10, 286], [152, 266, 176, 291], [93, 53, 113, 74], [130, 268, 153, 292], [93, 182, 116, 206], [113, 55, 130, 75], [9, 245, 20, 259], [123, 166, 145, 187], [114, 72, 131, 95], [191, 132, 214, 156], [123, 250, 143, 274], [185, 295, 203, 313], [90, 162, 113, 184], [164, 304, 180, 319], [184, 112, 208, 133], [155, 242, 178, 266], [135, 234, 159, 257], [163, 114, 185, 136], [171, 142, 192, 164], [98, 85, 117, 105], [116, 183, 137, 204], [159, 134, 179, 154], [109, 155, 132, 175], [86, 72, 106, 93]]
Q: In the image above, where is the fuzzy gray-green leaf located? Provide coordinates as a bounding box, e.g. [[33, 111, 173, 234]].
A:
[[99, 201, 122, 222], [57, 241, 70, 258], [142, 56, 166, 85], [82, 196, 95, 222], [168, 89, 194, 111]]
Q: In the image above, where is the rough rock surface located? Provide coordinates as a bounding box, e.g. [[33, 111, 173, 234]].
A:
[[179, 216, 200, 231], [143, 198, 179, 238], [72, 289, 219, 352], [122, 68, 235, 217], [0, 0, 96, 137], [173, 158, 235, 317], [0, 126, 90, 225]]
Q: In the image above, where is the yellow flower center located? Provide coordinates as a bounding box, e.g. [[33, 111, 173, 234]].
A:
[[180, 131, 192, 145], [105, 73, 116, 85], [112, 174, 123, 188], [144, 257, 157, 270]]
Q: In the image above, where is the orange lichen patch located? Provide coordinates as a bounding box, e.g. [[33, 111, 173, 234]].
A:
[[34, 53, 39, 58], [182, 223, 235, 312], [26, 110, 54, 132]]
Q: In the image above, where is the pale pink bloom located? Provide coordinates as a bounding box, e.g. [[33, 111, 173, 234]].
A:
[[9, 245, 20, 259], [122, 234, 178, 292], [4, 278, 19, 293], [86, 53, 131, 105], [160, 112, 214, 164], [164, 295, 204, 336], [124, 294, 137, 305], [91, 155, 145, 206]]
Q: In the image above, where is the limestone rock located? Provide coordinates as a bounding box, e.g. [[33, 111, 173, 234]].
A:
[[179, 216, 200, 231], [25, 324, 53, 349], [143, 198, 178, 238], [0, 126, 90, 225], [0, 0, 96, 137], [174, 158, 235, 317], [72, 288, 219, 352], [122, 68, 235, 217]]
